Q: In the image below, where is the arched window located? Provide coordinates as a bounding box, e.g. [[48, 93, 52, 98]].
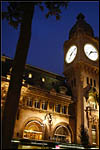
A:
[[23, 121, 43, 140], [54, 125, 71, 143]]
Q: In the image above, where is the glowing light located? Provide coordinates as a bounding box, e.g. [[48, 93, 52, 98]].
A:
[[9, 67, 12, 72], [7, 75, 10, 80], [42, 77, 45, 82], [11, 140, 20, 143], [56, 145, 60, 149], [22, 79, 25, 84], [28, 73, 32, 78]]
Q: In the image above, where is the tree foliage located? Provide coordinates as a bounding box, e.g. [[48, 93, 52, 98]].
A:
[[2, 2, 68, 29]]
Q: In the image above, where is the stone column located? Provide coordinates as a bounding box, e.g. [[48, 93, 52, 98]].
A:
[[40, 101, 42, 109], [47, 101, 49, 111], [66, 106, 68, 114], [60, 105, 62, 113]]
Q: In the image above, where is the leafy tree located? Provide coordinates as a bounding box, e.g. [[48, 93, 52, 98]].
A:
[[1, 2, 68, 149], [79, 125, 90, 148]]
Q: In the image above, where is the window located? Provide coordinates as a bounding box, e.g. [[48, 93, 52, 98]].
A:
[[90, 78, 92, 86], [62, 106, 66, 114], [7, 75, 10, 80], [42, 77, 45, 82], [17, 132, 19, 137], [34, 101, 40, 108], [9, 67, 12, 73], [92, 125, 96, 144], [94, 80, 96, 87], [87, 77, 89, 85], [30, 100, 33, 107], [55, 104, 60, 113], [42, 102, 47, 110], [27, 99, 33, 107], [28, 73, 32, 78], [22, 79, 25, 84]]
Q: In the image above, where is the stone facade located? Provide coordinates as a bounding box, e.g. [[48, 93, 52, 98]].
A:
[[1, 56, 73, 144]]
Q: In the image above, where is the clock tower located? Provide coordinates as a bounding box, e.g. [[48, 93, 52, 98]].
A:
[[63, 13, 99, 145]]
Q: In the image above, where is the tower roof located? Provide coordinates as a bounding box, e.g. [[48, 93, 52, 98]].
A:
[[69, 13, 94, 39]]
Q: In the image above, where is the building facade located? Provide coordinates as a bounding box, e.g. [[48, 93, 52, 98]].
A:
[[1, 56, 73, 144], [1, 13, 99, 147]]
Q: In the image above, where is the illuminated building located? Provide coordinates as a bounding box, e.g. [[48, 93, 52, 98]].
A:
[[1, 56, 73, 144], [1, 13, 99, 147]]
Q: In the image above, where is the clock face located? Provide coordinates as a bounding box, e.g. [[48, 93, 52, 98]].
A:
[[65, 45, 77, 63], [84, 44, 98, 61]]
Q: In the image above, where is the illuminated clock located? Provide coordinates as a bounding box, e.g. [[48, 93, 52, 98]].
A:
[[65, 45, 77, 63], [84, 44, 98, 61]]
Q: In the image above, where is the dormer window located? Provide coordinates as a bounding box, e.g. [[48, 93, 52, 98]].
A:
[[28, 73, 32, 78], [9, 67, 12, 73], [7, 75, 10, 80], [42, 77, 45, 82], [22, 79, 25, 84]]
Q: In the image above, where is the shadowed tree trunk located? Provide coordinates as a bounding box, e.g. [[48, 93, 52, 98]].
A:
[[2, 3, 34, 149]]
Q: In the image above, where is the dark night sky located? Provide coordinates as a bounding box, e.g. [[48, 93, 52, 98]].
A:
[[1, 1, 99, 76]]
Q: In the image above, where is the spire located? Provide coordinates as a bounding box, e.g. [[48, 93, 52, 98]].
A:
[[69, 13, 94, 39], [77, 13, 85, 21]]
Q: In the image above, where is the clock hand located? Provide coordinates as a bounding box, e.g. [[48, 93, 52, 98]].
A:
[[70, 51, 73, 56], [70, 48, 76, 56], [89, 51, 97, 55]]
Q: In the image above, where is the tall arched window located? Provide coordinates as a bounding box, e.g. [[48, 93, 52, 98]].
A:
[[23, 121, 43, 140], [54, 125, 71, 143]]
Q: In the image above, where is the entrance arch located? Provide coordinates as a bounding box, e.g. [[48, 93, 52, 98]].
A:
[[23, 120, 43, 140], [53, 125, 72, 143]]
